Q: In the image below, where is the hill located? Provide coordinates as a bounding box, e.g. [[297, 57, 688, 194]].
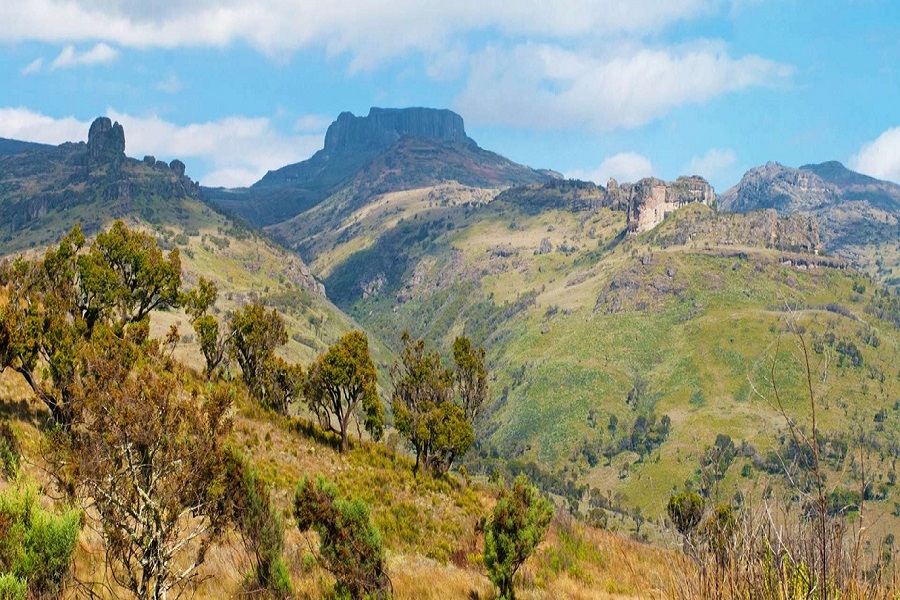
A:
[[0, 118, 384, 368], [258, 151, 900, 531], [205, 107, 553, 227], [0, 137, 54, 155], [719, 161, 900, 285]]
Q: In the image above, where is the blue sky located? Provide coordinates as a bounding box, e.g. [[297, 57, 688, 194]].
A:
[[0, 0, 898, 191]]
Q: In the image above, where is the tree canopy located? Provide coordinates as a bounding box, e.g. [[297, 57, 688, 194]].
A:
[[303, 330, 382, 452]]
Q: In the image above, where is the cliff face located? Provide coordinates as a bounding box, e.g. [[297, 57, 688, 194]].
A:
[[323, 107, 470, 154], [612, 175, 715, 233], [211, 106, 550, 228]]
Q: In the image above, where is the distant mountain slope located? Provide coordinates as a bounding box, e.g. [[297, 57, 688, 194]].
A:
[[719, 161, 899, 283], [0, 137, 54, 155], [205, 107, 552, 227], [0, 118, 390, 368]]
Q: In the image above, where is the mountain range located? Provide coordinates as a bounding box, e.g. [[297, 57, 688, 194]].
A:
[[1, 108, 899, 595]]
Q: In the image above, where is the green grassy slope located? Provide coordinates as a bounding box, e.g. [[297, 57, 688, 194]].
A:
[[273, 182, 900, 526]]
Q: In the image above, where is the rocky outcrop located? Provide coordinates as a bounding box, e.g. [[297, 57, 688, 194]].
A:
[[719, 162, 838, 213], [618, 176, 715, 233], [170, 159, 186, 177], [323, 107, 470, 154], [87, 117, 125, 160]]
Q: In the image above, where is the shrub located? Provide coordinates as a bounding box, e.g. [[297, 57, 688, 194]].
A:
[[484, 475, 553, 600], [294, 476, 390, 599], [0, 485, 81, 597]]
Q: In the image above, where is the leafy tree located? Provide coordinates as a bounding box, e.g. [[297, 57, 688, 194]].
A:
[[0, 222, 182, 425], [229, 302, 293, 410], [391, 332, 485, 474], [77, 219, 181, 331], [304, 331, 382, 452], [484, 474, 553, 600], [46, 328, 236, 599], [0, 483, 81, 598], [183, 277, 228, 378], [667, 491, 704, 544], [452, 336, 488, 421], [294, 476, 391, 599]]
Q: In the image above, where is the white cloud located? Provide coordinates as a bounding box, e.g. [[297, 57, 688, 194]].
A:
[[0, 0, 723, 65], [567, 152, 654, 184], [21, 58, 44, 75], [0, 107, 323, 187], [687, 147, 737, 184], [156, 73, 183, 93], [0, 107, 88, 144], [51, 43, 118, 69], [850, 127, 900, 184], [456, 42, 792, 131]]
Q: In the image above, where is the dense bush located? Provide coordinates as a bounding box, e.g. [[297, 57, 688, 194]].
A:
[[0, 485, 81, 598]]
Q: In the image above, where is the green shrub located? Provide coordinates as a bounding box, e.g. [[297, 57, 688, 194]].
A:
[[0, 485, 81, 597], [0, 573, 27, 600], [294, 476, 390, 599], [484, 474, 553, 600]]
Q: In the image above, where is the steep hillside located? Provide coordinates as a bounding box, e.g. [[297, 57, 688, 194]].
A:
[[719, 161, 900, 284], [206, 107, 552, 227], [272, 167, 900, 528]]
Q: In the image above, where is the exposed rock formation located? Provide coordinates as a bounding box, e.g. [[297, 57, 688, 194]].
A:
[[719, 161, 900, 278], [618, 176, 715, 233], [170, 159, 186, 177], [87, 117, 126, 160], [324, 107, 470, 154]]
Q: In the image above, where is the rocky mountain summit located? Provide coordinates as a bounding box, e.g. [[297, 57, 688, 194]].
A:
[[206, 107, 550, 227], [496, 175, 716, 233], [0, 117, 201, 239], [324, 107, 470, 154], [720, 161, 899, 279]]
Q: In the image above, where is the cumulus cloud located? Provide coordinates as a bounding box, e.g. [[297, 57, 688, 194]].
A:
[[0, 107, 325, 187], [21, 58, 44, 75], [456, 42, 792, 131], [51, 43, 118, 69], [567, 152, 654, 184], [850, 127, 900, 184], [0, 0, 721, 65]]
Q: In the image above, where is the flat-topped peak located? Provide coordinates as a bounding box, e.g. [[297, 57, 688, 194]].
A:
[[323, 107, 469, 153]]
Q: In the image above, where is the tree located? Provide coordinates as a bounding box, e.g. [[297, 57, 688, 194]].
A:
[[303, 331, 382, 452], [0, 222, 182, 426], [229, 302, 291, 410], [294, 476, 391, 599], [46, 328, 236, 599], [484, 475, 553, 600], [183, 277, 228, 378], [77, 220, 181, 331], [391, 333, 485, 474], [452, 336, 488, 421], [667, 491, 704, 545]]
